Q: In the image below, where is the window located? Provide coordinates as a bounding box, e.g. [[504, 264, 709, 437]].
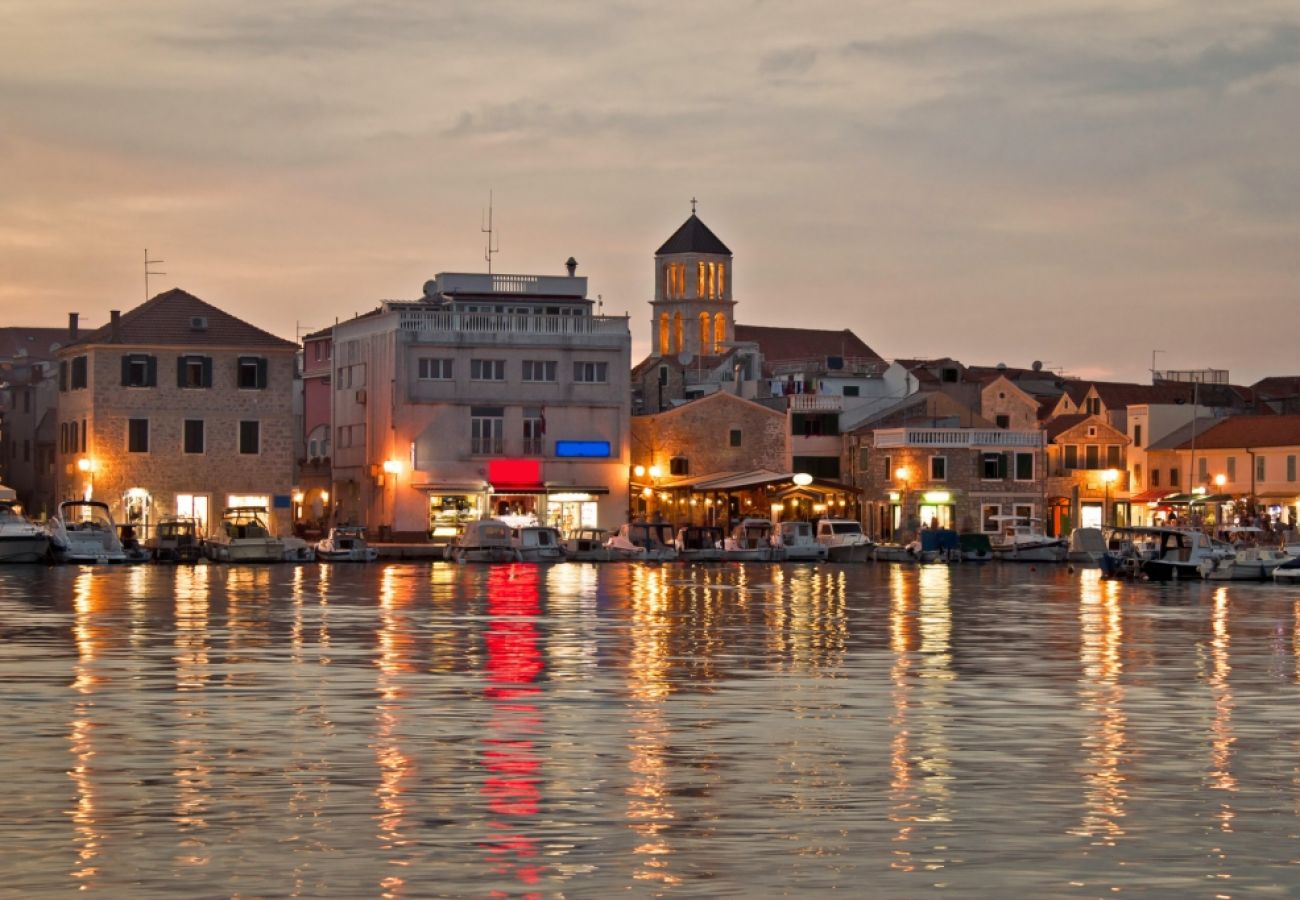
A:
[[1257, 455, 1267, 482], [239, 421, 260, 455], [982, 504, 1001, 532], [1133, 463, 1143, 488], [940, 368, 959, 383], [1152, 469, 1161, 487], [573, 361, 608, 384], [1106, 445, 1121, 468], [419, 357, 453, 380], [22, 439, 29, 462], [1198, 458, 1208, 484], [178, 355, 212, 388], [81, 419, 87, 452], [1015, 452, 1034, 481], [183, 419, 205, 454], [127, 419, 149, 453], [522, 407, 544, 456], [1134, 424, 1143, 448], [121, 354, 157, 388], [70, 356, 88, 390], [883, 455, 892, 481], [313, 342, 323, 361], [995, 414, 1010, 429], [930, 456, 947, 481], [471, 359, 505, 381], [1086, 398, 1101, 415], [471, 406, 504, 455], [843, 385, 860, 397], [60, 422, 67, 454], [670, 456, 689, 476], [1170, 467, 1180, 489], [1085, 445, 1100, 469], [792, 456, 840, 479], [729, 429, 742, 447], [522, 360, 556, 383], [1226, 456, 1237, 482], [1015, 504, 1034, 521], [59, 360, 68, 392], [1064, 445, 1078, 469], [983, 453, 1008, 479], [237, 356, 268, 389], [1289, 455, 1297, 483]]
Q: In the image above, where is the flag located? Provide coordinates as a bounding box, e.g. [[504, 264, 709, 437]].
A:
[[539, 406, 546, 435]]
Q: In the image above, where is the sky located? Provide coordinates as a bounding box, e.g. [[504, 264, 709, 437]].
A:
[[3, 0, 1298, 385]]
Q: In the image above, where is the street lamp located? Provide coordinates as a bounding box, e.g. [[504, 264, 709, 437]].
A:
[[1214, 473, 1227, 531], [1102, 468, 1119, 527], [77, 457, 97, 501], [894, 466, 910, 538]]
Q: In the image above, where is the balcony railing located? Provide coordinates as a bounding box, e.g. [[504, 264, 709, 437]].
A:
[[398, 310, 628, 337], [788, 394, 843, 412], [874, 427, 1044, 449]]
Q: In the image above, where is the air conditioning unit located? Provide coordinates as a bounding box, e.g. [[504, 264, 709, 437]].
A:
[[355, 389, 367, 404]]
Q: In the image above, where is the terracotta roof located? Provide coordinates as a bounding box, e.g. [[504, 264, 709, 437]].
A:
[[735, 324, 881, 364], [68, 288, 296, 351], [0, 327, 67, 361], [1169, 414, 1300, 450], [656, 214, 731, 256]]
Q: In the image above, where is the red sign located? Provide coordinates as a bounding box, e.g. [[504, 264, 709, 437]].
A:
[[488, 458, 543, 491]]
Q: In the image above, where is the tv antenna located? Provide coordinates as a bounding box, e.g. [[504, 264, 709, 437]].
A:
[[481, 191, 500, 274], [145, 249, 165, 300]]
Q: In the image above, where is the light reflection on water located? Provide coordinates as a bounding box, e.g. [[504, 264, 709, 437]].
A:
[[4, 563, 1300, 894]]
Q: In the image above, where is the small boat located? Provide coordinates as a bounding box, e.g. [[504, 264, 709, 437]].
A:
[[47, 500, 127, 564], [450, 518, 516, 563], [0, 496, 51, 563], [206, 506, 285, 563], [1067, 527, 1106, 565], [874, 540, 934, 563], [146, 517, 204, 563], [774, 521, 827, 561], [608, 521, 678, 561], [990, 516, 1067, 563], [675, 525, 726, 562], [562, 527, 637, 561], [1274, 557, 1300, 584], [1204, 546, 1294, 581], [724, 518, 781, 561], [315, 525, 379, 562], [815, 518, 873, 562], [958, 532, 994, 562], [511, 525, 565, 562], [117, 524, 152, 563], [920, 528, 961, 562], [281, 535, 317, 562], [1100, 525, 1223, 582]]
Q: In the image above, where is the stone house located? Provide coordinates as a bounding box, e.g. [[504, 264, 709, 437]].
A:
[[1043, 414, 1131, 533], [54, 289, 298, 539]]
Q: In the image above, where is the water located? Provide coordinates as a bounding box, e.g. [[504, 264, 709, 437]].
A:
[[3, 561, 1300, 897]]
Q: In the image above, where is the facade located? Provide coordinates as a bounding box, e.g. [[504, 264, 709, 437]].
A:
[[0, 326, 65, 517], [331, 269, 631, 539], [54, 290, 298, 539], [296, 326, 334, 534], [1044, 414, 1132, 533]]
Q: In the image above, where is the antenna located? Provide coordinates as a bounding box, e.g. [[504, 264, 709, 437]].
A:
[[144, 248, 165, 300], [481, 191, 499, 274], [1151, 349, 1165, 383]]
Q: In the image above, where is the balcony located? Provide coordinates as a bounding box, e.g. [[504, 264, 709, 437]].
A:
[[874, 427, 1044, 449], [788, 394, 843, 413], [398, 309, 628, 342]]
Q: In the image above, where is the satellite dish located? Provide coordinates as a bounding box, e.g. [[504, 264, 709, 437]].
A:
[[1032, 360, 1043, 372], [422, 280, 439, 298], [677, 352, 693, 365]]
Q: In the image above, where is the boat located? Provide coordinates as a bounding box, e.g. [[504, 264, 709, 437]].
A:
[[315, 525, 379, 562], [561, 527, 639, 561], [1100, 525, 1224, 582], [116, 524, 152, 563], [989, 516, 1067, 563], [724, 518, 781, 561], [449, 518, 516, 563], [145, 517, 204, 563], [205, 506, 285, 563], [511, 525, 565, 562], [1067, 527, 1107, 565], [815, 518, 873, 562], [607, 521, 678, 561], [958, 532, 994, 562], [47, 499, 127, 564], [675, 525, 726, 562], [1274, 556, 1300, 584], [920, 528, 961, 562], [874, 540, 935, 563], [1204, 545, 1294, 581], [281, 535, 317, 562], [774, 521, 828, 561], [0, 496, 51, 563]]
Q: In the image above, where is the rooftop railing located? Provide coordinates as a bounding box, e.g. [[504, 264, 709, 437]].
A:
[[397, 309, 629, 337], [874, 427, 1044, 448]]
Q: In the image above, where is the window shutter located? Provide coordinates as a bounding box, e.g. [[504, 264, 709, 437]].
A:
[[201, 357, 213, 387], [257, 357, 268, 389], [59, 361, 68, 391], [121, 355, 131, 386], [999, 453, 1010, 479], [177, 356, 188, 387], [146, 356, 157, 386]]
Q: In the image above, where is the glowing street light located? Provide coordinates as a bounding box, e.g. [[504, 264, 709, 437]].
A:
[[1102, 468, 1119, 526]]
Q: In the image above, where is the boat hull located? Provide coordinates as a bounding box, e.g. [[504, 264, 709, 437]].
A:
[[208, 540, 285, 563], [0, 534, 51, 563]]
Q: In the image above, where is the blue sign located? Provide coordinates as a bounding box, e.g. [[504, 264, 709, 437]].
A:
[[555, 440, 611, 458], [273, 494, 293, 509]]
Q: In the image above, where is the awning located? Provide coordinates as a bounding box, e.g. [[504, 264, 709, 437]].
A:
[[544, 484, 610, 495], [413, 483, 487, 494], [1129, 489, 1177, 503]]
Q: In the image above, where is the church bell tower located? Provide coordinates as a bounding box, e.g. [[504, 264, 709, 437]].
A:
[[650, 203, 735, 360]]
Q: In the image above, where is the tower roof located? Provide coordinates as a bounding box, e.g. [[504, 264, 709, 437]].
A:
[[656, 214, 731, 256]]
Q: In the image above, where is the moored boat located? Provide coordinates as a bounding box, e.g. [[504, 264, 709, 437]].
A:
[[206, 506, 285, 563], [990, 516, 1067, 563], [608, 521, 678, 561], [145, 517, 204, 563], [449, 518, 516, 563], [562, 527, 637, 561], [1067, 527, 1106, 565], [774, 521, 827, 561], [1205, 545, 1294, 581], [315, 525, 379, 562], [47, 500, 127, 564], [958, 532, 994, 562], [0, 496, 51, 563], [675, 525, 725, 562], [511, 525, 565, 562], [724, 518, 780, 561], [814, 518, 873, 562]]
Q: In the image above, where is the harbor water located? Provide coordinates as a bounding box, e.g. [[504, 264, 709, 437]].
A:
[[3, 561, 1300, 896]]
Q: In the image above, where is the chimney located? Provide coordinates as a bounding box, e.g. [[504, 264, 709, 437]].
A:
[[110, 310, 122, 343], [565, 256, 578, 277], [68, 312, 79, 341]]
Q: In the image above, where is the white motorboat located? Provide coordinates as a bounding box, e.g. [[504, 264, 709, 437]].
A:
[[990, 516, 1067, 563], [724, 518, 781, 561], [1274, 557, 1300, 584], [0, 496, 51, 563], [511, 525, 565, 562], [562, 527, 639, 561], [1205, 546, 1294, 581], [282, 535, 317, 562], [206, 506, 285, 563], [774, 521, 827, 561], [608, 521, 678, 561], [874, 540, 934, 563], [47, 500, 127, 564], [814, 518, 873, 562], [145, 517, 204, 563], [1100, 525, 1224, 582], [449, 518, 516, 563], [1067, 527, 1107, 565], [675, 525, 726, 562], [315, 526, 378, 562]]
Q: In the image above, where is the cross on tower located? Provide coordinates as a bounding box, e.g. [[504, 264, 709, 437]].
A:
[[690, 196, 697, 214]]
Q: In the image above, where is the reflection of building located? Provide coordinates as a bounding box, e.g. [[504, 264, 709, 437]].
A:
[[330, 267, 631, 539], [53, 290, 298, 539]]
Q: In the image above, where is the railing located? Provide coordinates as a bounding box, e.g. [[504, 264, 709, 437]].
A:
[[874, 427, 1044, 448], [471, 436, 504, 455], [398, 310, 628, 337], [768, 356, 886, 376], [788, 394, 843, 412]]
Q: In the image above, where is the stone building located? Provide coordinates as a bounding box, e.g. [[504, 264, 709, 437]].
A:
[[1043, 414, 1131, 534], [54, 289, 298, 539], [0, 326, 65, 518], [295, 325, 333, 534]]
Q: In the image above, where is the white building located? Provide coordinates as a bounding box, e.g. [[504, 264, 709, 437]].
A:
[[331, 269, 631, 539]]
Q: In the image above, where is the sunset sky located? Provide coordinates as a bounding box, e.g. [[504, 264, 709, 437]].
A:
[[3, 1, 1298, 383]]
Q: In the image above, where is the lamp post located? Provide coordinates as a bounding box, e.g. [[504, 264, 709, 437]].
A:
[[894, 466, 910, 539], [382, 459, 401, 538], [1102, 468, 1119, 527], [77, 457, 96, 502], [1214, 473, 1227, 532]]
